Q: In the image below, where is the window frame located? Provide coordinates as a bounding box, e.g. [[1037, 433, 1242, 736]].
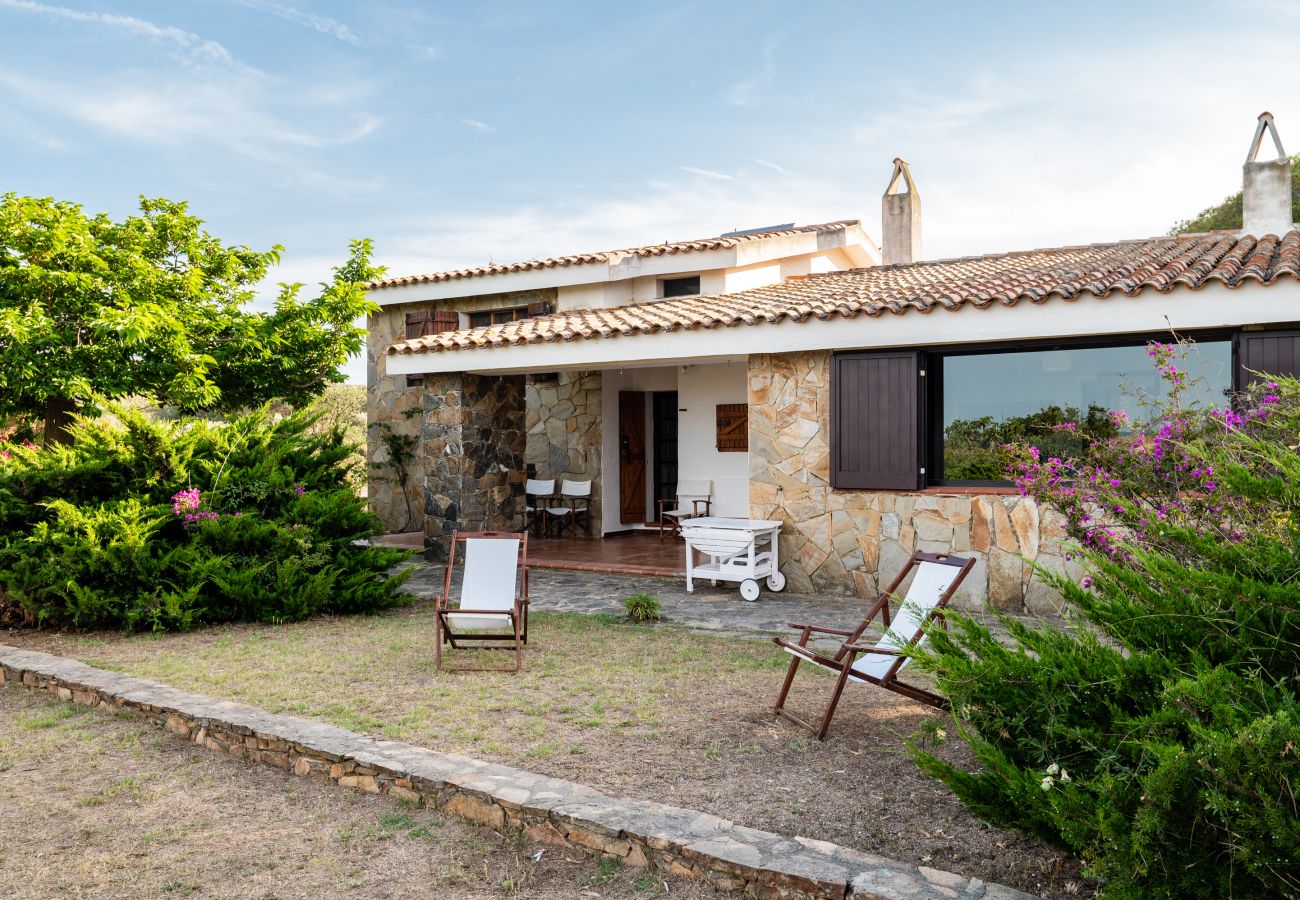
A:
[[660, 275, 702, 298], [468, 306, 532, 329], [924, 329, 1239, 487]]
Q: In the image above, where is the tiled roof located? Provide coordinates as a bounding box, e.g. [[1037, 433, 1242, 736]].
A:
[[370, 221, 860, 289], [387, 231, 1300, 357]]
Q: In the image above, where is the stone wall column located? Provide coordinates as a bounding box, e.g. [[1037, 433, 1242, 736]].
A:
[[422, 372, 527, 562]]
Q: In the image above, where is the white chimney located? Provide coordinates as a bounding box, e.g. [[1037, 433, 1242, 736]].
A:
[[1242, 112, 1293, 236], [881, 158, 921, 265]]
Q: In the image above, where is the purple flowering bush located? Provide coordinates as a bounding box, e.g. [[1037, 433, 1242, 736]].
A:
[[912, 343, 1299, 899], [0, 407, 410, 631]]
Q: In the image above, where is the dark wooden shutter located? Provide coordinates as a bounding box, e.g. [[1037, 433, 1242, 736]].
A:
[[715, 404, 748, 452], [526, 301, 550, 318], [405, 309, 459, 339], [1237, 330, 1300, 389], [404, 311, 429, 340], [430, 310, 459, 333], [830, 351, 924, 490]]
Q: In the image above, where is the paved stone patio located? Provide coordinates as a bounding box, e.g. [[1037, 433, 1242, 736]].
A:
[[403, 562, 1066, 642]]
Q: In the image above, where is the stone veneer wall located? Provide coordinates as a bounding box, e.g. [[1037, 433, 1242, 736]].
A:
[[748, 351, 1077, 613], [422, 372, 527, 562], [526, 371, 601, 527], [366, 288, 556, 533]]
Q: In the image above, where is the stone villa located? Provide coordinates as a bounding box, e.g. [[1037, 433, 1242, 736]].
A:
[[368, 113, 1300, 612]]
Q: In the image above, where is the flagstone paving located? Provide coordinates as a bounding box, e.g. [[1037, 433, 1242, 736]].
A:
[[403, 563, 1066, 641]]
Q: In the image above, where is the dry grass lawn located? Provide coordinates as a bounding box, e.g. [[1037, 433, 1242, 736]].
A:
[[0, 687, 712, 899], [5, 603, 1092, 898]]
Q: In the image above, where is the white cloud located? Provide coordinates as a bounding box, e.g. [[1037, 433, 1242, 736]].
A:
[[0, 0, 248, 70], [679, 166, 735, 181], [376, 164, 852, 281], [224, 0, 364, 46], [458, 118, 496, 133], [751, 157, 791, 175]]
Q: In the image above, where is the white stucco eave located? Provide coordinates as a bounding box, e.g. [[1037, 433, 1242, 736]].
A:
[[383, 279, 1300, 376]]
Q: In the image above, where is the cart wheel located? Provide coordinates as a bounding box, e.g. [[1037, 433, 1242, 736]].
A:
[[766, 571, 787, 592], [739, 579, 761, 602]]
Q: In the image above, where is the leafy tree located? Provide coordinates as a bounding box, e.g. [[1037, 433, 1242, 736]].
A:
[[0, 194, 382, 444], [1170, 156, 1300, 234]]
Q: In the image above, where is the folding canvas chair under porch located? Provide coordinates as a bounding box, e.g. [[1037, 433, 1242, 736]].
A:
[[772, 551, 974, 739], [433, 531, 530, 673]]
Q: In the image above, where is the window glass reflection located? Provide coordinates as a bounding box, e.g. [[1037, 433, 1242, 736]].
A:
[[940, 342, 1232, 482]]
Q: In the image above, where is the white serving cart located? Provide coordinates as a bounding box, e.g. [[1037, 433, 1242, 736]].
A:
[[680, 517, 787, 602]]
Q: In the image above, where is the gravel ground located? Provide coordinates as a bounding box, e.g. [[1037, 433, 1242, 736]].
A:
[[5, 599, 1092, 899], [0, 686, 716, 899]]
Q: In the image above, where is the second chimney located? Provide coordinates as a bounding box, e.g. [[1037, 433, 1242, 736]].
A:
[[882, 158, 921, 265], [1243, 112, 1293, 236]]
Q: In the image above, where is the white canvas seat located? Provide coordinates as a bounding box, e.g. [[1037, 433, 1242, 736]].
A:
[[433, 532, 530, 672], [524, 478, 554, 534], [543, 479, 592, 537], [773, 551, 975, 739]]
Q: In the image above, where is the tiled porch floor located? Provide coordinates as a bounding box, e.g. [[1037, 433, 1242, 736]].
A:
[[375, 530, 686, 577], [527, 531, 684, 576]]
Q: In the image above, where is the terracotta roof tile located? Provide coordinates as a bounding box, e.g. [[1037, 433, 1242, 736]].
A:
[[387, 231, 1300, 358], [370, 221, 859, 289]]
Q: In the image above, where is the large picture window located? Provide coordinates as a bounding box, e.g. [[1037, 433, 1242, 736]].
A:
[[933, 340, 1233, 484]]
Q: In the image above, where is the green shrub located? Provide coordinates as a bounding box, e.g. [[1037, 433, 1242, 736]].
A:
[[0, 406, 411, 632], [623, 592, 663, 623], [913, 344, 1300, 899]]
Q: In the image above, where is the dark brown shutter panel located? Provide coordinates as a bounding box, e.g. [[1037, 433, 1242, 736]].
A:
[[830, 351, 924, 490], [715, 404, 748, 451], [526, 301, 549, 318], [1237, 330, 1300, 389], [430, 310, 460, 334], [404, 310, 429, 340]]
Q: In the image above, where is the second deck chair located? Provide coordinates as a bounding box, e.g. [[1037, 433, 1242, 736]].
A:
[[772, 551, 974, 739], [434, 531, 530, 673]]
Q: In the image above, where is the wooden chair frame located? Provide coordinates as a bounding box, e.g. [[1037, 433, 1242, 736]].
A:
[[657, 481, 713, 542], [546, 480, 592, 539], [772, 551, 975, 740], [433, 531, 530, 673]]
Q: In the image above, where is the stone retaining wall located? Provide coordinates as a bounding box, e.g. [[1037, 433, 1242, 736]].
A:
[[748, 351, 1077, 613], [0, 644, 1035, 900]]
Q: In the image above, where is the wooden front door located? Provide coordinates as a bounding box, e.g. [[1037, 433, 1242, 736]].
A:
[[618, 391, 647, 524]]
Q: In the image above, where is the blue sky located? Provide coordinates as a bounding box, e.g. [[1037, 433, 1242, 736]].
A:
[[3, 0, 1299, 382]]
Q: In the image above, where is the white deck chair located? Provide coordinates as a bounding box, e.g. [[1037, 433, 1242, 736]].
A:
[[543, 479, 592, 538], [772, 551, 975, 739], [524, 478, 554, 535], [434, 531, 529, 672]]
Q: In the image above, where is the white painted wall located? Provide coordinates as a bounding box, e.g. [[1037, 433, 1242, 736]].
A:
[[597, 362, 749, 533], [599, 366, 678, 534], [677, 362, 750, 518]]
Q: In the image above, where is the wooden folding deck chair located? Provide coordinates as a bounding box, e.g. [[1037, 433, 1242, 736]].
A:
[[772, 551, 975, 739], [433, 531, 530, 673]]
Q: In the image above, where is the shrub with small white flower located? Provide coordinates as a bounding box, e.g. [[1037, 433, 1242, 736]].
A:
[[912, 340, 1299, 899]]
